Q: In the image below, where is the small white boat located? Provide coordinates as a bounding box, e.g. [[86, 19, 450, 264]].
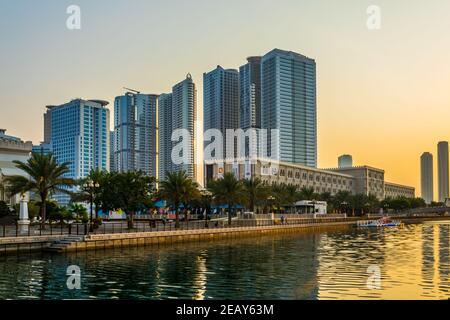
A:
[[357, 217, 403, 228]]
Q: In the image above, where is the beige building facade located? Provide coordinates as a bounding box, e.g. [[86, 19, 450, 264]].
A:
[[385, 182, 415, 199], [0, 129, 32, 206], [206, 160, 415, 200]]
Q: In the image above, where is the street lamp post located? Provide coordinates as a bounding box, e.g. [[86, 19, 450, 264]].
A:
[[84, 179, 100, 233]]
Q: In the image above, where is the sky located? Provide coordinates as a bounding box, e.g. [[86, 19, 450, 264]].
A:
[[1, 0, 450, 198]]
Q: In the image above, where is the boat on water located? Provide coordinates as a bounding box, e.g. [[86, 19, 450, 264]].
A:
[[357, 217, 403, 228]]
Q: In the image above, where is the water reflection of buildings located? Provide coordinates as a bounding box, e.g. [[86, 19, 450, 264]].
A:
[[1, 224, 448, 300], [184, 235, 320, 299], [421, 224, 436, 297], [421, 222, 450, 299], [316, 229, 387, 300], [438, 224, 449, 292]]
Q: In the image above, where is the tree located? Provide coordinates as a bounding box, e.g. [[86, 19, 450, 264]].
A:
[[69, 203, 88, 222], [349, 194, 367, 216], [0, 201, 10, 218], [159, 171, 199, 228], [102, 171, 156, 228], [318, 192, 334, 213], [5, 153, 74, 228], [284, 184, 300, 213], [48, 203, 71, 224], [366, 194, 380, 214], [242, 178, 269, 213], [332, 191, 352, 214], [72, 168, 109, 219], [298, 187, 316, 201], [389, 197, 411, 212], [269, 183, 289, 213], [409, 197, 426, 209], [208, 173, 244, 225]]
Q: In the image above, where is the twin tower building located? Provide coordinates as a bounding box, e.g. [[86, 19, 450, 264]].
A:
[[421, 142, 449, 204], [41, 49, 317, 202]]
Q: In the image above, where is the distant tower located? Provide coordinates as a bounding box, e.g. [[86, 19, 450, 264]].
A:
[[114, 92, 158, 177], [420, 152, 433, 204], [438, 141, 449, 202], [338, 154, 353, 168]]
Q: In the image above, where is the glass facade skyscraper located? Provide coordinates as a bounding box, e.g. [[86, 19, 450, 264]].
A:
[[239, 57, 261, 131], [261, 49, 317, 168], [203, 66, 240, 160], [240, 57, 262, 161], [114, 92, 158, 177], [171, 74, 197, 180], [158, 93, 173, 182], [109, 130, 115, 172], [50, 99, 110, 204]]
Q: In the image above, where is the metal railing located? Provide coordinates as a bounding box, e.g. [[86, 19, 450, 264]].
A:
[[1, 223, 75, 238], [1, 216, 353, 238]]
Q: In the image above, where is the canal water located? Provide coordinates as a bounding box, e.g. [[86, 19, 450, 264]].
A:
[[0, 221, 449, 300]]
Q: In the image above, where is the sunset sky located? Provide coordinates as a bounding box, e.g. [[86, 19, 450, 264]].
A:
[[1, 0, 450, 198]]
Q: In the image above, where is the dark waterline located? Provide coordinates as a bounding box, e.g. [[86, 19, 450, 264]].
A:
[[0, 221, 449, 300]]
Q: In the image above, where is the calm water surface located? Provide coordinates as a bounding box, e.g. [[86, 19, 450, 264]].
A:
[[0, 221, 449, 300]]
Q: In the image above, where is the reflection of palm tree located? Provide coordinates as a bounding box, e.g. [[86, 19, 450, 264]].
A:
[[5, 153, 74, 228]]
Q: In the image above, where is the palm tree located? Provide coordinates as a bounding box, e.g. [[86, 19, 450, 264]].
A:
[[318, 192, 333, 213], [208, 173, 244, 225], [333, 191, 351, 214], [298, 187, 316, 201], [242, 178, 268, 213], [69, 203, 88, 222], [270, 183, 287, 214], [5, 153, 74, 227], [365, 194, 380, 214], [284, 184, 299, 213], [159, 171, 200, 228]]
